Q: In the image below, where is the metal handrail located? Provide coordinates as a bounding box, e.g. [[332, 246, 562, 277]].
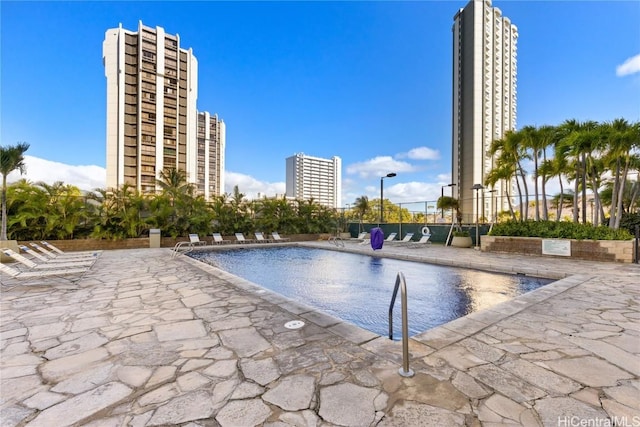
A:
[[171, 241, 193, 258], [328, 236, 345, 247], [388, 272, 414, 377]]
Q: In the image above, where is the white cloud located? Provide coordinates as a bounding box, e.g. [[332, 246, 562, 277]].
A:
[[354, 181, 442, 205], [382, 181, 442, 204], [435, 173, 453, 185], [345, 156, 417, 179], [224, 171, 285, 200], [5, 156, 285, 201], [398, 146, 440, 160], [616, 53, 640, 76], [7, 155, 106, 191]]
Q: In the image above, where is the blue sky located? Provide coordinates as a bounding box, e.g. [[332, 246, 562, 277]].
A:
[[1, 1, 639, 210]]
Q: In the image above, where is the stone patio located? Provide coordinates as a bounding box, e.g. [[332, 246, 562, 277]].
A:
[[0, 241, 638, 426]]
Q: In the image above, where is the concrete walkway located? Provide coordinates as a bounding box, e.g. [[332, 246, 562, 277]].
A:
[[1, 242, 638, 426]]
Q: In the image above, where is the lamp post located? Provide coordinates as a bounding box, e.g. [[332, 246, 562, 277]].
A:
[[380, 173, 397, 224], [472, 184, 484, 249], [440, 183, 456, 219]]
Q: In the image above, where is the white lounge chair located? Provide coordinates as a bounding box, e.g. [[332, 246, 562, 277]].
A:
[[385, 232, 398, 242], [19, 245, 50, 261], [390, 232, 414, 244], [271, 232, 290, 242], [41, 241, 99, 256], [0, 262, 88, 279], [254, 232, 273, 243], [353, 232, 367, 241], [408, 234, 432, 248], [235, 233, 255, 244], [2, 248, 94, 270], [29, 242, 97, 260], [212, 233, 231, 244], [189, 234, 207, 246]]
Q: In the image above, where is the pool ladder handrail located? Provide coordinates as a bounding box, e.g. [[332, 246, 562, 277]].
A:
[[388, 272, 415, 377], [328, 236, 345, 247], [171, 241, 194, 258]]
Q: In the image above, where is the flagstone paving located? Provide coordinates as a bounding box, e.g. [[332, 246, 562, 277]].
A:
[[1, 241, 638, 426]]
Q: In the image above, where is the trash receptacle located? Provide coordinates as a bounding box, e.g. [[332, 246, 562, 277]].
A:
[[149, 229, 161, 248]]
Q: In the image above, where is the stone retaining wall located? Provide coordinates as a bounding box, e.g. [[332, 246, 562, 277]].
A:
[[18, 234, 321, 252], [481, 235, 636, 263]]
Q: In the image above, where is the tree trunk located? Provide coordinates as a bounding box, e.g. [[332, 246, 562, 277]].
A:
[[581, 154, 588, 224], [610, 159, 621, 229], [1, 175, 7, 241], [557, 177, 565, 222], [614, 162, 630, 230]]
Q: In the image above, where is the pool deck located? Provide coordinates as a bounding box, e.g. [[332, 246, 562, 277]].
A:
[[1, 241, 638, 426]]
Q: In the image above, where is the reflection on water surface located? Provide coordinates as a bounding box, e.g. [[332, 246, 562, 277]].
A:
[[190, 247, 552, 338]]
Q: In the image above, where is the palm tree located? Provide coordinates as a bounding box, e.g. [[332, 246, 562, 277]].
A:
[[527, 125, 556, 221], [353, 196, 370, 233], [1, 142, 30, 241], [157, 168, 194, 205], [603, 119, 640, 229], [488, 132, 526, 220]]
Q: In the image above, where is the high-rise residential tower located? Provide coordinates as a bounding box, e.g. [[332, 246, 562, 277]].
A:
[[196, 112, 226, 199], [104, 21, 223, 195], [285, 153, 342, 209], [452, 0, 517, 222]]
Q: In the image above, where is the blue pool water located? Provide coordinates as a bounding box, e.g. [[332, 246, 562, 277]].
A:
[[190, 247, 552, 338]]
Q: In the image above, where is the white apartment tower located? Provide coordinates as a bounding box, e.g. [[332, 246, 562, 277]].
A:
[[452, 0, 517, 222], [285, 153, 342, 209], [196, 112, 226, 199], [103, 22, 200, 194]]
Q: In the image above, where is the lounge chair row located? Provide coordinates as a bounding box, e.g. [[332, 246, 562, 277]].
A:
[[355, 231, 431, 246], [1, 241, 100, 280], [197, 231, 290, 245], [171, 232, 291, 257]]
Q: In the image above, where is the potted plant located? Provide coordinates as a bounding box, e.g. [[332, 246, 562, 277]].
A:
[[451, 230, 472, 248]]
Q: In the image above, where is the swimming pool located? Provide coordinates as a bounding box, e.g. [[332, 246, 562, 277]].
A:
[[190, 246, 552, 338]]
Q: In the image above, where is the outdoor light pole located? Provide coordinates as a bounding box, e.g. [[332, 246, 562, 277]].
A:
[[380, 173, 397, 224], [440, 183, 456, 219], [472, 184, 484, 248]]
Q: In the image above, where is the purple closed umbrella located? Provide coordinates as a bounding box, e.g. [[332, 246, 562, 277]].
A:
[[370, 227, 384, 250]]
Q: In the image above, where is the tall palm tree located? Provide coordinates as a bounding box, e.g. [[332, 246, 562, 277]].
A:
[[353, 196, 370, 233], [1, 142, 30, 241], [520, 125, 543, 221], [531, 125, 556, 221], [604, 119, 640, 229], [157, 168, 194, 205], [488, 131, 528, 220], [557, 119, 586, 223]]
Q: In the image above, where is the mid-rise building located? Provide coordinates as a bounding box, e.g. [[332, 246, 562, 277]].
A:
[[196, 112, 226, 199], [103, 21, 224, 197], [285, 153, 342, 209], [452, 0, 517, 222]]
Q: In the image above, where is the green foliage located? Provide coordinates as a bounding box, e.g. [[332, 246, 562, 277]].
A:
[[489, 220, 633, 240], [5, 177, 341, 241], [619, 212, 640, 237], [453, 230, 470, 237], [1, 142, 30, 240]]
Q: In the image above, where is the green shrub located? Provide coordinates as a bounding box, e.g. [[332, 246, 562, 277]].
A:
[[453, 230, 470, 237], [620, 213, 640, 237], [489, 220, 633, 240]]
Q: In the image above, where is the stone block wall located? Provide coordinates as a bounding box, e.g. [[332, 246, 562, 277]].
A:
[[19, 233, 319, 252], [481, 236, 636, 263]]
